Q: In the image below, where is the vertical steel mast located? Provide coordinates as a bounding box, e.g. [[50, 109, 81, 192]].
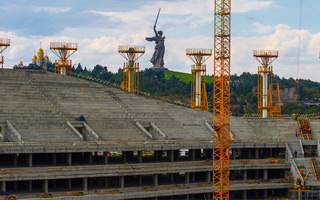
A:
[[213, 0, 231, 199]]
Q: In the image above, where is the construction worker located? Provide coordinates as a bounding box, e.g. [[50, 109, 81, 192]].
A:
[[300, 168, 304, 177], [299, 124, 302, 129], [306, 122, 309, 128], [296, 177, 300, 185], [294, 150, 297, 158], [295, 129, 298, 137], [308, 128, 312, 134]]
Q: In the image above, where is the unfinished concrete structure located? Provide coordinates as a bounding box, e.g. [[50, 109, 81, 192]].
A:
[[0, 69, 319, 199]]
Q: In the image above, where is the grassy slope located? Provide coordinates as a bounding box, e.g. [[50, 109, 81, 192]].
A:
[[164, 71, 213, 84]]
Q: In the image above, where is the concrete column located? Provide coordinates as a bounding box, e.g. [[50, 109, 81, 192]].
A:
[[28, 180, 32, 192], [103, 152, 108, 164], [207, 193, 211, 200], [243, 170, 247, 180], [255, 170, 259, 179], [67, 153, 72, 166], [191, 172, 195, 182], [88, 153, 93, 164], [153, 174, 158, 186], [105, 177, 108, 188], [263, 189, 268, 199], [43, 180, 48, 193], [13, 154, 18, 166], [13, 181, 17, 190], [82, 178, 88, 191], [27, 153, 32, 167], [1, 181, 6, 192], [154, 151, 159, 162], [120, 176, 124, 188], [169, 150, 174, 162], [185, 172, 190, 184], [138, 175, 142, 185], [67, 179, 72, 190], [206, 171, 211, 182], [264, 169, 268, 180], [170, 174, 174, 183], [190, 149, 195, 161], [255, 148, 259, 159], [243, 190, 247, 200], [52, 154, 56, 165], [186, 194, 190, 200], [122, 152, 127, 163], [232, 149, 236, 160], [52, 180, 56, 188], [138, 151, 142, 163]]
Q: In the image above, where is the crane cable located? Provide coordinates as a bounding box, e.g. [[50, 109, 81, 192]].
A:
[[296, 0, 303, 102]]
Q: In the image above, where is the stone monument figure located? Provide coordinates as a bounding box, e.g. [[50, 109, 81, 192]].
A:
[[146, 8, 168, 71]]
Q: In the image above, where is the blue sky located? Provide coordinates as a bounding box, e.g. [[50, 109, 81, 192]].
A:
[[1, 0, 320, 81]]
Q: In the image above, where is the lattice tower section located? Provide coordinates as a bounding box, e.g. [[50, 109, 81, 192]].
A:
[[50, 42, 78, 76], [0, 38, 10, 69], [186, 48, 212, 111], [213, 0, 231, 199], [118, 46, 145, 94]]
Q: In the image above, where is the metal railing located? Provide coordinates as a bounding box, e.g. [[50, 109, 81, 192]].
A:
[[0, 38, 10, 45], [118, 45, 145, 52], [253, 50, 278, 57], [186, 48, 212, 55], [50, 42, 78, 49]]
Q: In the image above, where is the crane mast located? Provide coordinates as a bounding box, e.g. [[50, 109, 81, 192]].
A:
[[213, 0, 231, 199]]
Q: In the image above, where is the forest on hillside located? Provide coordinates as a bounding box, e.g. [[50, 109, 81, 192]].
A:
[[16, 62, 320, 114]]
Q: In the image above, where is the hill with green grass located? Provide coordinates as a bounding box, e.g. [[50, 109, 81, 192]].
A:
[[164, 71, 213, 84]]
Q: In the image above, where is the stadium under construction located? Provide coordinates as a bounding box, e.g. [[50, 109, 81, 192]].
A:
[[0, 69, 318, 200]]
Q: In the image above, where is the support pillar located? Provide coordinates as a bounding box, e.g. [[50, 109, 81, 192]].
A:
[[206, 171, 211, 182], [153, 174, 158, 186], [105, 177, 108, 188], [67, 153, 72, 166], [1, 181, 6, 192], [232, 149, 236, 160], [27, 153, 32, 167], [186, 194, 190, 200], [243, 190, 247, 200], [154, 151, 159, 162], [52, 154, 56, 165], [138, 175, 142, 185], [264, 169, 268, 180], [103, 152, 108, 164], [263, 189, 268, 199], [28, 180, 32, 192], [185, 172, 190, 184], [67, 179, 72, 190], [13, 181, 17, 190], [82, 178, 88, 191], [170, 174, 174, 183], [255, 148, 259, 159], [138, 151, 142, 163], [191, 172, 195, 182], [88, 153, 93, 164], [43, 180, 48, 193], [122, 152, 127, 163], [13, 154, 18, 167], [169, 150, 174, 162], [243, 170, 247, 180], [189, 149, 195, 161], [120, 176, 124, 188]]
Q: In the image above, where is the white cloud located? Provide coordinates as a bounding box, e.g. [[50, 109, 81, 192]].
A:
[[32, 6, 71, 13], [232, 0, 275, 13], [252, 22, 273, 34]]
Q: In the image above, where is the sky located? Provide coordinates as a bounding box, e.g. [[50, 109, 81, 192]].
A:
[[1, 0, 320, 81]]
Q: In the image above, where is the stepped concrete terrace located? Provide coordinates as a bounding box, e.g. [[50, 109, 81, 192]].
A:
[[0, 69, 319, 199]]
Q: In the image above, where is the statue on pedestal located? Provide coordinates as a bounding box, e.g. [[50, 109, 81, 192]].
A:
[[146, 8, 168, 71]]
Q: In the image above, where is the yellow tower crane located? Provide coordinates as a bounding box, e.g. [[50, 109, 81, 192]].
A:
[[186, 48, 212, 111], [0, 38, 10, 69], [213, 0, 231, 199], [50, 42, 78, 76], [118, 45, 145, 94]]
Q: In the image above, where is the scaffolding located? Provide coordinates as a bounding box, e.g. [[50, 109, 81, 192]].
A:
[[0, 38, 10, 69], [118, 46, 145, 94], [254, 50, 281, 118], [213, 0, 231, 199], [186, 48, 212, 111], [50, 42, 78, 76]]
